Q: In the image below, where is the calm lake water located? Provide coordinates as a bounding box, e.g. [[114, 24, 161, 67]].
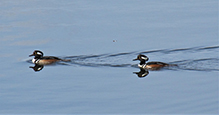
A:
[[0, 0, 218, 114]]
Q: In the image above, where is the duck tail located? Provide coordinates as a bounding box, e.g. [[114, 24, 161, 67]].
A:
[[61, 59, 71, 62]]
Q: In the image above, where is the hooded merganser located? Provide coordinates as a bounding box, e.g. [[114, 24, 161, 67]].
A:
[[29, 50, 70, 65], [133, 54, 174, 70]]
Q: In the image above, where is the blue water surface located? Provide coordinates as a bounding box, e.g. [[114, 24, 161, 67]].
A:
[[0, 0, 218, 114]]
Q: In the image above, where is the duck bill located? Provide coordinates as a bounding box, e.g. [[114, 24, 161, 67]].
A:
[[29, 54, 34, 57], [133, 58, 138, 61]]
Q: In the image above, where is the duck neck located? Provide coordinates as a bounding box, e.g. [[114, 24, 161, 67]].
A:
[[140, 60, 146, 65]]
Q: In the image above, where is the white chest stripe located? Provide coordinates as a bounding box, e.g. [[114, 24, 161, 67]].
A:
[[138, 64, 148, 68], [32, 58, 40, 64]]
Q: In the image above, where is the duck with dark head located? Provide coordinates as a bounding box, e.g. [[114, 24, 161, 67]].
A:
[[29, 50, 70, 65], [133, 54, 176, 70]]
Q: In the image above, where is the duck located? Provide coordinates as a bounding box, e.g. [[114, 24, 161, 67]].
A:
[[29, 50, 70, 65], [133, 54, 175, 70]]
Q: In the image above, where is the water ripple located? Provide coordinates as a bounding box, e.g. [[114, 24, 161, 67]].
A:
[[28, 45, 219, 71]]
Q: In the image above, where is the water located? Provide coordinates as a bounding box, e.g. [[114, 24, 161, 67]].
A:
[[0, 0, 218, 114]]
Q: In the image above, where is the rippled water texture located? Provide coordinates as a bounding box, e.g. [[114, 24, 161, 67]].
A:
[[27, 45, 219, 72], [0, 0, 218, 114]]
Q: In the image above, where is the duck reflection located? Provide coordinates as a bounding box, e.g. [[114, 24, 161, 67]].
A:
[[133, 68, 149, 78], [29, 64, 44, 72]]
